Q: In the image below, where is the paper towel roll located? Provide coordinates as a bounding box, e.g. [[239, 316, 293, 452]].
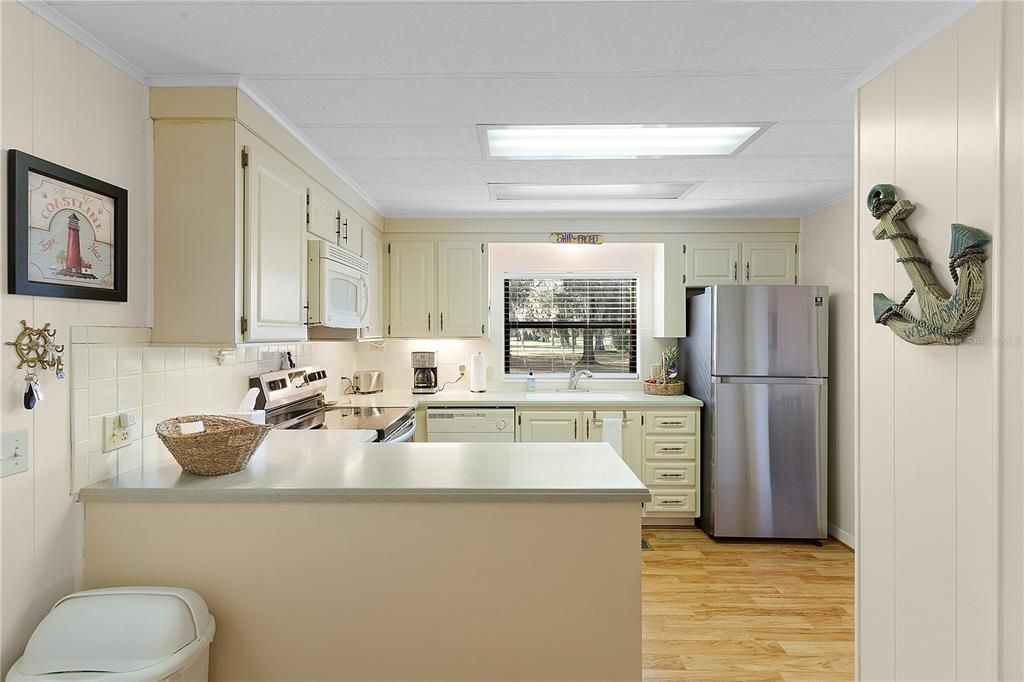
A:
[[470, 352, 487, 393]]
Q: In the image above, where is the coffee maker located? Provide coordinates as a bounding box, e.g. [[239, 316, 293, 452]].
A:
[[411, 351, 439, 394]]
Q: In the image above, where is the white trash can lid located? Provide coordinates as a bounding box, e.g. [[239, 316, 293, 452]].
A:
[[17, 587, 213, 676]]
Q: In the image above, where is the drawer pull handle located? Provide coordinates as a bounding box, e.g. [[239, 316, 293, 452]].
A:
[[659, 473, 684, 478], [659, 447, 684, 452], [661, 499, 686, 505], [661, 421, 685, 426]]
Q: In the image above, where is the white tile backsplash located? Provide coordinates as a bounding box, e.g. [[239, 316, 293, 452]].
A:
[[164, 347, 184, 371], [143, 372, 166, 406], [117, 345, 143, 376], [143, 347, 165, 373], [88, 379, 117, 416], [88, 345, 117, 381], [69, 326, 356, 491], [116, 375, 142, 411]]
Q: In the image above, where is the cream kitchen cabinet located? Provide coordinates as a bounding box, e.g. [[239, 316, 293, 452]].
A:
[[683, 240, 798, 288], [517, 405, 700, 521], [307, 183, 364, 256], [152, 120, 308, 345], [387, 241, 436, 338], [640, 407, 701, 520], [742, 242, 798, 285], [243, 139, 309, 342], [150, 86, 382, 346], [338, 205, 364, 257], [683, 241, 741, 286], [438, 242, 488, 338], [517, 410, 581, 442], [585, 410, 643, 478], [387, 240, 488, 339], [360, 229, 385, 340]]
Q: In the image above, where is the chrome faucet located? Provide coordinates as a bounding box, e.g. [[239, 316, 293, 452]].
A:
[[567, 361, 593, 391]]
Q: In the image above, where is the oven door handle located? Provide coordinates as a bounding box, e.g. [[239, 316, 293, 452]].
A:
[[272, 407, 326, 430], [385, 419, 416, 443]]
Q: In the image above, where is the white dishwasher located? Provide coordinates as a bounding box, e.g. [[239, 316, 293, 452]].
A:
[[426, 407, 516, 442]]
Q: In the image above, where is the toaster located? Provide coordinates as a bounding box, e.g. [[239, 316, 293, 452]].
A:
[[352, 370, 384, 394]]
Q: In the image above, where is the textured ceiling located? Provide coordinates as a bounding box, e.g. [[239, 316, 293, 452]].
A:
[[46, 0, 971, 218]]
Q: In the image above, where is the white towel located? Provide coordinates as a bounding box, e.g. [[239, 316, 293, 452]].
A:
[[601, 417, 624, 457]]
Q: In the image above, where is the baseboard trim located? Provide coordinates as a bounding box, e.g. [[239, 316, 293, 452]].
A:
[[828, 523, 856, 550]]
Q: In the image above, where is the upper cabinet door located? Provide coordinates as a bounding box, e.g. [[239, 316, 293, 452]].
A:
[[388, 241, 436, 337], [685, 242, 740, 287], [437, 241, 488, 338], [360, 229, 385, 340], [742, 242, 798, 285], [338, 205, 363, 256], [306, 184, 339, 245], [243, 140, 308, 342]]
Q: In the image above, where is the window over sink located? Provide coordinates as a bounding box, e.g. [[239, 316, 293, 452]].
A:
[[503, 273, 638, 378]]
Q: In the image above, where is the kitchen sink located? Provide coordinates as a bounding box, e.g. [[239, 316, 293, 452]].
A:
[[524, 393, 629, 401]]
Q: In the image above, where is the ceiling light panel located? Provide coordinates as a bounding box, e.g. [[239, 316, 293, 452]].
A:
[[479, 124, 771, 160], [488, 183, 697, 201]]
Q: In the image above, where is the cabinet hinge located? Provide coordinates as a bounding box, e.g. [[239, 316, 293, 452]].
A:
[[240, 316, 248, 334], [240, 147, 249, 169], [305, 192, 311, 226]]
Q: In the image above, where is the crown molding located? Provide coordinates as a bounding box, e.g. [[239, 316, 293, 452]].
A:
[[18, 0, 146, 82], [16, 3, 383, 218], [800, 189, 854, 218], [844, 1, 979, 92]]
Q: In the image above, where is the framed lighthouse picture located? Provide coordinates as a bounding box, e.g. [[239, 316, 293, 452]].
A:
[[8, 150, 128, 302]]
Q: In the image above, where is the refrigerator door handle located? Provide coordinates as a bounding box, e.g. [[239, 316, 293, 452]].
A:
[[714, 376, 827, 385]]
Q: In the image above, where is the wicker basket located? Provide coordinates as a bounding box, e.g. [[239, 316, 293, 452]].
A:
[[643, 381, 685, 396], [156, 415, 272, 476]]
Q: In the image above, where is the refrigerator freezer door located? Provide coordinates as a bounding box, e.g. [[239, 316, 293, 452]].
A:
[[712, 285, 828, 378], [711, 378, 827, 539]]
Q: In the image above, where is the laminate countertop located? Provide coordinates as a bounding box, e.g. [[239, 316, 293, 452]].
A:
[[78, 431, 650, 504], [339, 388, 703, 409]]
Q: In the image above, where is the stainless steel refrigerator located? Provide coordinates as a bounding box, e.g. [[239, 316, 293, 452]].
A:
[[679, 285, 828, 540]]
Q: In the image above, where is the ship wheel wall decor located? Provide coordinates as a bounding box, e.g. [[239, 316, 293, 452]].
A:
[[868, 184, 990, 345]]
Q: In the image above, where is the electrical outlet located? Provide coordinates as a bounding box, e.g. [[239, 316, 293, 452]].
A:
[[458, 364, 466, 375], [103, 413, 136, 452], [1, 430, 30, 478]]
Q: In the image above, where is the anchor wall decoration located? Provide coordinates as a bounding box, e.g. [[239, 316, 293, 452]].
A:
[[868, 184, 990, 345]]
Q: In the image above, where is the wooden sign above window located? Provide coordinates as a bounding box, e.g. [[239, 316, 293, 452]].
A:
[[549, 233, 603, 245]]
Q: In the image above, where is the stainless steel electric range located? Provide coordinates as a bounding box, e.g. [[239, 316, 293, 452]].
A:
[[250, 366, 415, 442]]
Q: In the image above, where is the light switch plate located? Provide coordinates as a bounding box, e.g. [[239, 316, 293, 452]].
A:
[[1, 430, 30, 478], [103, 414, 131, 452]]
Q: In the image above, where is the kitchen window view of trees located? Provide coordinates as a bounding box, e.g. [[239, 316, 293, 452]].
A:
[[504, 275, 638, 376]]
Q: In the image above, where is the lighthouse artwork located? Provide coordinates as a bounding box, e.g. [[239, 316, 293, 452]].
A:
[[9, 150, 127, 301], [29, 174, 113, 288]]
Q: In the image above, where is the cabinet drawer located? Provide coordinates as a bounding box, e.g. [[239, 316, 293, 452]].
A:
[[643, 435, 697, 461], [645, 489, 697, 514], [645, 411, 697, 434], [644, 462, 696, 487]]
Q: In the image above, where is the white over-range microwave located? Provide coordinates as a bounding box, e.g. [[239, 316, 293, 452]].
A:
[[307, 240, 369, 329]]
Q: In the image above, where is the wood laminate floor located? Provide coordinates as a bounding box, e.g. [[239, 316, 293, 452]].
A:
[[641, 528, 854, 681]]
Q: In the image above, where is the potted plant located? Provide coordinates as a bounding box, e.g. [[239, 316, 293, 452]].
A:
[[643, 346, 685, 396]]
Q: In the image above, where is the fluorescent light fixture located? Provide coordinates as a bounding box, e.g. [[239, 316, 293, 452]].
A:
[[479, 123, 771, 160], [488, 183, 697, 201]]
